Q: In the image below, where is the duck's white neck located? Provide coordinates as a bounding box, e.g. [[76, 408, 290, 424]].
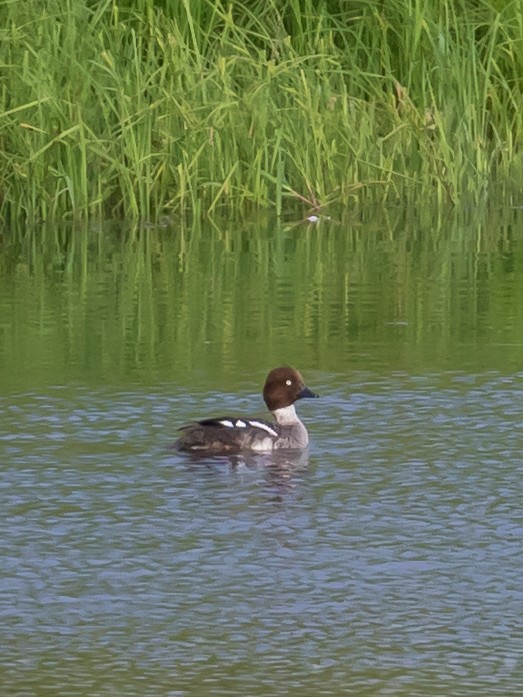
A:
[[271, 404, 300, 425]]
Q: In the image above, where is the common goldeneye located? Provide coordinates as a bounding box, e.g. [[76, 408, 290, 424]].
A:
[[175, 366, 319, 453]]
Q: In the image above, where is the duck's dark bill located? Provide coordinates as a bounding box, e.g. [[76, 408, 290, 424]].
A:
[[298, 386, 319, 399]]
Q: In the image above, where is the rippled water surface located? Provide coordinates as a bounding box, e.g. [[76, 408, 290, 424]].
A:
[[2, 211, 523, 695]]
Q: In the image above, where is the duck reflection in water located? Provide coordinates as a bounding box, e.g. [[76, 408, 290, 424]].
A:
[[180, 448, 310, 493]]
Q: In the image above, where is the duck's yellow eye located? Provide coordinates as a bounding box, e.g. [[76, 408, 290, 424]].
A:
[[286, 379, 292, 386]]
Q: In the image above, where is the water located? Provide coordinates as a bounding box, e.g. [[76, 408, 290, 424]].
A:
[[1, 209, 523, 695]]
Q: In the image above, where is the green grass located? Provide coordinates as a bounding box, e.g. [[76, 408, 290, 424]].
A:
[[1, 0, 522, 221]]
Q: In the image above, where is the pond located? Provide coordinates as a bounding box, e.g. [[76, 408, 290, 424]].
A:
[[1, 207, 523, 695]]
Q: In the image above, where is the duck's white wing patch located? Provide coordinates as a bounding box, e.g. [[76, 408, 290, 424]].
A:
[[216, 418, 249, 428], [248, 420, 278, 438]]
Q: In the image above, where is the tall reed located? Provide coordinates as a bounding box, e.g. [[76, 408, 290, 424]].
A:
[[0, 0, 522, 221]]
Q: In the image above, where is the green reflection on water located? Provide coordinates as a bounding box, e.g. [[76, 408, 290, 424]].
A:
[[1, 207, 523, 391]]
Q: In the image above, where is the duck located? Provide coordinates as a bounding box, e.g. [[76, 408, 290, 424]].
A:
[[175, 366, 318, 453]]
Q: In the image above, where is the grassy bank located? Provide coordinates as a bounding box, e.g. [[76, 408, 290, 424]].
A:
[[1, 0, 522, 221]]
